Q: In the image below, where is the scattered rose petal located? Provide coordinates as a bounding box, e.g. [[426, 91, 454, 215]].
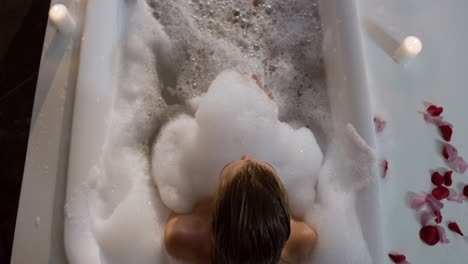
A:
[[464, 185, 468, 198], [447, 190, 464, 203], [419, 225, 440, 245], [411, 194, 445, 211], [433, 210, 442, 224], [431, 172, 444, 186], [437, 225, 450, 243], [374, 117, 387, 133], [442, 143, 458, 162], [420, 211, 433, 226], [432, 186, 450, 200], [452, 157, 468, 174], [381, 160, 388, 178], [448, 222, 464, 236], [443, 171, 453, 186], [427, 105, 443, 116], [388, 253, 406, 263], [410, 195, 427, 211], [439, 125, 453, 141], [425, 194, 444, 210], [423, 113, 444, 125]]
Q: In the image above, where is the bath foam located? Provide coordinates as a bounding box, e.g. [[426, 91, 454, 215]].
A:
[[148, 0, 330, 146], [152, 70, 323, 218], [65, 1, 182, 263], [305, 125, 376, 264]]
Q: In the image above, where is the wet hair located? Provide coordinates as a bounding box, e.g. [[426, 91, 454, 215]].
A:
[[211, 160, 291, 264]]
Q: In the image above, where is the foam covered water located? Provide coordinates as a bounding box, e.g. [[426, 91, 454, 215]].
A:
[[64, 0, 374, 263], [152, 71, 323, 218]]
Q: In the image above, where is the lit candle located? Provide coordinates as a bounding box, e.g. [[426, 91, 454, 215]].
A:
[[393, 36, 422, 64], [48, 4, 76, 34]]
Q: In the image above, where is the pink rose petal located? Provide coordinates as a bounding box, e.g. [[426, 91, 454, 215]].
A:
[[437, 225, 450, 243], [433, 209, 442, 224], [423, 113, 444, 125], [410, 194, 446, 211], [425, 194, 444, 210], [420, 211, 433, 226], [374, 117, 387, 133], [439, 121, 454, 128], [442, 143, 458, 162], [452, 156, 468, 174], [410, 195, 427, 211], [447, 190, 464, 203]]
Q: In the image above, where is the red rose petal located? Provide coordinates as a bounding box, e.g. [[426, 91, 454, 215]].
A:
[[419, 225, 440, 245], [433, 210, 442, 224], [437, 225, 450, 243], [448, 222, 464, 236], [442, 147, 449, 159], [432, 186, 450, 200], [452, 157, 468, 174], [388, 253, 406, 263], [381, 160, 388, 178], [439, 125, 453, 142], [464, 185, 468, 198], [431, 172, 444, 186], [443, 171, 453, 186], [374, 117, 387, 133], [427, 105, 443, 116]]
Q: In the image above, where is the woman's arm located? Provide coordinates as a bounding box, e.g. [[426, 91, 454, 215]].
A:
[[281, 220, 318, 263]]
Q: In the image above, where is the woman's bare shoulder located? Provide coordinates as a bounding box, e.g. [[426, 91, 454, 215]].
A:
[[164, 200, 213, 263], [281, 220, 317, 263]]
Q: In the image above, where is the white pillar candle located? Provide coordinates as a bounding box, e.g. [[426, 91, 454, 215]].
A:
[[48, 4, 76, 34], [393, 36, 422, 64]]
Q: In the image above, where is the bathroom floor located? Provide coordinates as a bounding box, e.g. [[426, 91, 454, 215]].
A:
[[0, 0, 50, 262]]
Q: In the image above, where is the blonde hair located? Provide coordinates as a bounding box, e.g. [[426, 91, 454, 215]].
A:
[[211, 161, 291, 264]]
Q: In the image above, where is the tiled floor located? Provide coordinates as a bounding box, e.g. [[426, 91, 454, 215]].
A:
[[0, 0, 51, 262]]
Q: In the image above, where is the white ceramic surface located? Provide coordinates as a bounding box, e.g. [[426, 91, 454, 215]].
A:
[[359, 0, 468, 263], [11, 0, 86, 263]]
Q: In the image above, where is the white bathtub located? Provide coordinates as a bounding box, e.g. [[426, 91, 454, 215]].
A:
[[23, 0, 468, 263]]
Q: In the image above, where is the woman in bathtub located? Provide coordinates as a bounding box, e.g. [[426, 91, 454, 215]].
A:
[[164, 153, 317, 264], [153, 71, 322, 264]]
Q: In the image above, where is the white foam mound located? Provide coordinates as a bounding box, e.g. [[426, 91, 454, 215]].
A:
[[152, 70, 323, 218]]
